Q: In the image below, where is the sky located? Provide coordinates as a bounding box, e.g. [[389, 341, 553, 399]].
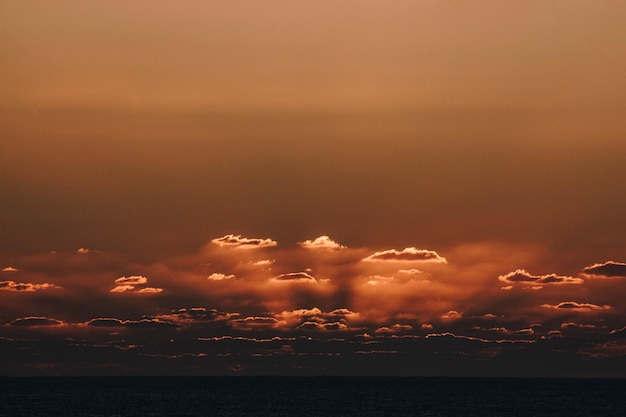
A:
[[1, 1, 626, 377]]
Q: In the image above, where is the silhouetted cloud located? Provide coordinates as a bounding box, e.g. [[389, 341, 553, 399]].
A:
[[86, 318, 125, 327], [276, 307, 357, 331], [231, 316, 280, 330], [211, 234, 277, 249], [363, 247, 446, 263], [298, 321, 348, 331], [375, 324, 413, 334], [0, 281, 60, 292], [498, 269, 583, 286], [9, 317, 65, 327], [156, 308, 235, 324], [581, 261, 626, 278], [271, 272, 317, 283], [298, 236, 346, 249], [123, 318, 180, 328], [86, 317, 180, 328], [561, 322, 596, 329], [542, 302, 612, 311]]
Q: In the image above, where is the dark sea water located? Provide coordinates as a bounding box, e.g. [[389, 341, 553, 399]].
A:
[[1, 377, 624, 417]]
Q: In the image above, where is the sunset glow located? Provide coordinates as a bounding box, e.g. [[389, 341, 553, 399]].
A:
[[1, 1, 625, 377]]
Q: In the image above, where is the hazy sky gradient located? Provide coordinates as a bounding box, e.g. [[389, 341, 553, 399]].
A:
[[1, 1, 625, 376]]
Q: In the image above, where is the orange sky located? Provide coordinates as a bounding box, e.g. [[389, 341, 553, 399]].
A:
[[1, 1, 625, 376]]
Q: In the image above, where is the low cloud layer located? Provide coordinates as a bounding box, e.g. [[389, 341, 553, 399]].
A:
[[1, 236, 624, 376]]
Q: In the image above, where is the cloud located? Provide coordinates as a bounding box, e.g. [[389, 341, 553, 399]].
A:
[[110, 285, 136, 293], [122, 318, 180, 328], [298, 321, 348, 331], [110, 275, 163, 294], [0, 281, 61, 292], [363, 247, 446, 263], [1, 267, 19, 272], [542, 302, 612, 311], [85, 317, 180, 328], [136, 287, 164, 294], [561, 322, 596, 329], [9, 317, 65, 327], [298, 236, 346, 250], [155, 308, 235, 324], [114, 276, 148, 285], [207, 273, 235, 281], [76, 248, 101, 254], [441, 311, 463, 320], [231, 316, 280, 330], [211, 234, 277, 249], [375, 324, 413, 334], [271, 272, 317, 284], [581, 261, 626, 278], [498, 269, 583, 286], [276, 307, 357, 331], [86, 318, 125, 327]]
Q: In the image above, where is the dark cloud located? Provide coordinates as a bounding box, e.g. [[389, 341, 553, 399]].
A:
[[123, 318, 181, 329], [498, 269, 583, 286], [0, 280, 61, 292], [375, 324, 413, 334], [542, 302, 612, 311], [211, 234, 277, 249], [581, 261, 626, 278], [86, 317, 181, 328], [86, 318, 125, 327], [363, 247, 446, 263], [272, 272, 317, 283], [231, 316, 280, 330], [560, 322, 596, 329], [9, 317, 65, 327], [297, 321, 348, 331], [157, 308, 235, 324]]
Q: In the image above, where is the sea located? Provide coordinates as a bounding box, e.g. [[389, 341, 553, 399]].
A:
[[1, 377, 624, 417]]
